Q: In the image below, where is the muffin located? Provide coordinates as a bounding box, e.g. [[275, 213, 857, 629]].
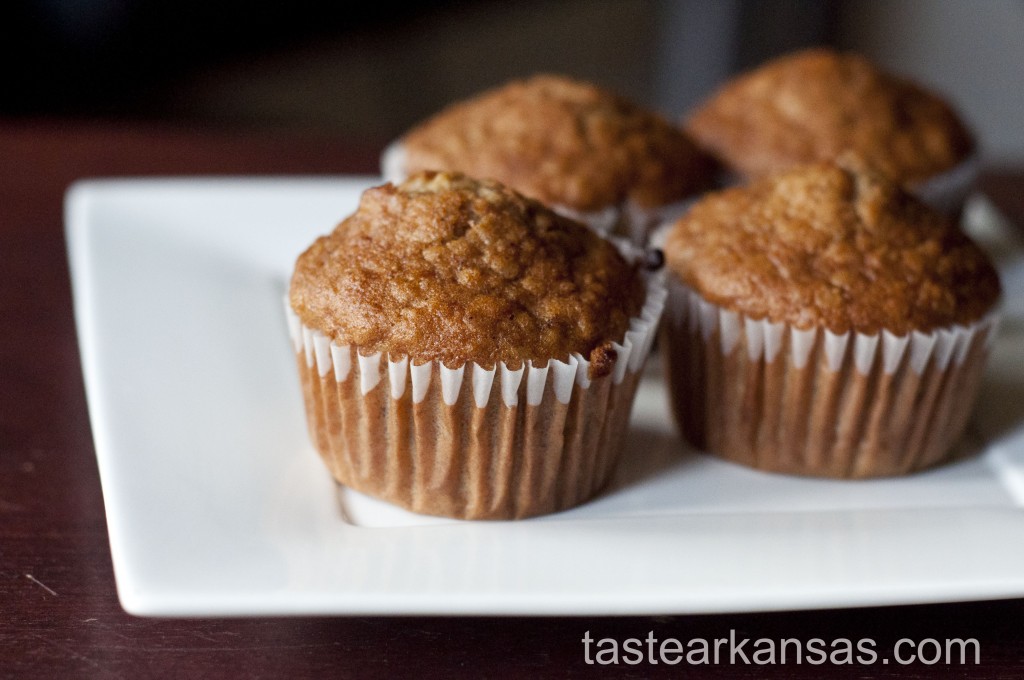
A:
[[660, 160, 1000, 478], [287, 171, 665, 519], [382, 74, 713, 244], [685, 48, 977, 215]]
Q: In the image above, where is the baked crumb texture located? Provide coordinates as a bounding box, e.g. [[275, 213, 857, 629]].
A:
[[686, 48, 974, 185], [400, 74, 713, 211], [661, 160, 1000, 478], [291, 171, 646, 374], [288, 171, 665, 519], [664, 160, 1000, 336]]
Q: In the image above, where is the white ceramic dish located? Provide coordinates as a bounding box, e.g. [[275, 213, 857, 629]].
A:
[[66, 177, 1024, 617]]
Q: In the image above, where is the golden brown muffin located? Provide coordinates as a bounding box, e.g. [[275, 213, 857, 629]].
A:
[[290, 171, 645, 375], [288, 171, 664, 519], [390, 74, 712, 218], [685, 48, 975, 187], [664, 161, 1000, 335], [661, 161, 1000, 478]]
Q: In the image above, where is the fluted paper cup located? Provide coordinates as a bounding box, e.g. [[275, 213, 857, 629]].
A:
[[662, 277, 999, 478], [287, 264, 666, 520]]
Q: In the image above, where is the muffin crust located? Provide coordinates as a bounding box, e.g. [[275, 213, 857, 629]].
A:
[[686, 49, 974, 185], [400, 74, 712, 211], [664, 161, 1000, 335], [290, 172, 646, 373]]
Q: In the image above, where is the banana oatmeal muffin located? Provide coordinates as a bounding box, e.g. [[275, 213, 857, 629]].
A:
[[288, 171, 665, 519], [383, 74, 713, 242], [661, 159, 1000, 478], [685, 48, 976, 213]]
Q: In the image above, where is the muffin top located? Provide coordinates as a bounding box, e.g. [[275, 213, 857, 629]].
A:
[[685, 48, 974, 185], [664, 161, 1000, 335], [290, 171, 646, 374], [399, 74, 712, 212]]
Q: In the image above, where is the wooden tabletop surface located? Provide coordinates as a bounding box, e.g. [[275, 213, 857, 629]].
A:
[[2, 121, 1022, 678]]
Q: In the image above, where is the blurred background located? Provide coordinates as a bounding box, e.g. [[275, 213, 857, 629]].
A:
[[1, 0, 1022, 162]]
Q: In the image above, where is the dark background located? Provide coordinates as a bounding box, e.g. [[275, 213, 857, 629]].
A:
[[6, 0, 1019, 157], [0, 0, 829, 138]]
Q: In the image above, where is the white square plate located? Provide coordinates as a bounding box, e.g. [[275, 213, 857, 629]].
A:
[[66, 178, 1024, 616]]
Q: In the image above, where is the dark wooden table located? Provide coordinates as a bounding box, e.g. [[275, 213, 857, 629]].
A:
[[2, 121, 1022, 679]]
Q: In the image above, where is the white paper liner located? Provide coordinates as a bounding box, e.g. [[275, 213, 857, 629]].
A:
[[288, 255, 666, 519], [669, 280, 997, 376], [911, 153, 979, 217], [381, 140, 695, 246], [662, 277, 1000, 478], [379, 139, 407, 186], [288, 270, 666, 408], [554, 199, 696, 246]]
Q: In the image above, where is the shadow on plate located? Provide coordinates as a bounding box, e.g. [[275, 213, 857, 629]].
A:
[[602, 423, 701, 496], [974, 367, 1024, 446]]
